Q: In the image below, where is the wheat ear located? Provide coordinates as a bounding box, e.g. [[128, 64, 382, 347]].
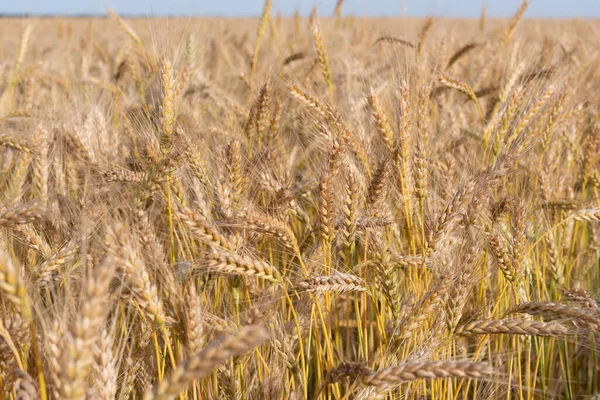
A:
[[202, 249, 281, 283], [508, 302, 600, 329], [0, 201, 46, 228], [298, 272, 367, 293], [145, 325, 270, 400], [363, 360, 494, 389], [455, 319, 569, 337]]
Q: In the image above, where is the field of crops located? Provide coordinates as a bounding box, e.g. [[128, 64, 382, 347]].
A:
[[0, 1, 599, 398]]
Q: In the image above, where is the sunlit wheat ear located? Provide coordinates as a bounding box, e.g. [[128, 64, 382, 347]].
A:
[[202, 249, 282, 283], [363, 360, 494, 390], [580, 126, 598, 184], [2, 23, 31, 110], [311, 16, 334, 95], [393, 280, 450, 341], [136, 211, 180, 306], [144, 325, 270, 400], [298, 272, 367, 294], [250, 0, 271, 79], [237, 210, 298, 249], [0, 252, 29, 310], [446, 250, 478, 332], [539, 91, 567, 152], [572, 208, 600, 221], [265, 98, 282, 146], [479, 4, 486, 30], [45, 319, 64, 399], [366, 159, 391, 212], [564, 289, 599, 310], [14, 369, 38, 400], [32, 126, 49, 204], [0, 201, 46, 228], [253, 82, 271, 138], [0, 314, 27, 372], [455, 319, 570, 337], [102, 168, 146, 184], [374, 250, 401, 320], [0, 132, 37, 154], [317, 172, 335, 247], [107, 9, 143, 47], [34, 239, 78, 288], [106, 224, 168, 326], [488, 231, 517, 283], [367, 90, 395, 152], [59, 257, 115, 400], [224, 138, 245, 205], [159, 58, 176, 148], [184, 284, 205, 354], [503, 0, 528, 44], [426, 180, 476, 251], [506, 85, 555, 150], [413, 135, 428, 206], [508, 302, 600, 329], [416, 17, 433, 58], [288, 84, 328, 117], [333, 0, 344, 19], [92, 328, 118, 400], [14, 25, 32, 75], [340, 172, 358, 255], [439, 72, 483, 123]]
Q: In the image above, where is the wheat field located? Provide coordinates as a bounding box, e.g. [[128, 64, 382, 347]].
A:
[[0, 1, 599, 399]]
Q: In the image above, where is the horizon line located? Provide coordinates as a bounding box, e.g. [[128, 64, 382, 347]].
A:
[[0, 12, 597, 20]]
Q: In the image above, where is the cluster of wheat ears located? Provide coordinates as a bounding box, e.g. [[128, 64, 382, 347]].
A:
[[0, 0, 599, 398]]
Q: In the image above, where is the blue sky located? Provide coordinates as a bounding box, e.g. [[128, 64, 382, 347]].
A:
[[2, 0, 599, 18]]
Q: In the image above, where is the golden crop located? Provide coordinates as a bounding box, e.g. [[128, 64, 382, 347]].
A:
[[0, 1, 599, 398]]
